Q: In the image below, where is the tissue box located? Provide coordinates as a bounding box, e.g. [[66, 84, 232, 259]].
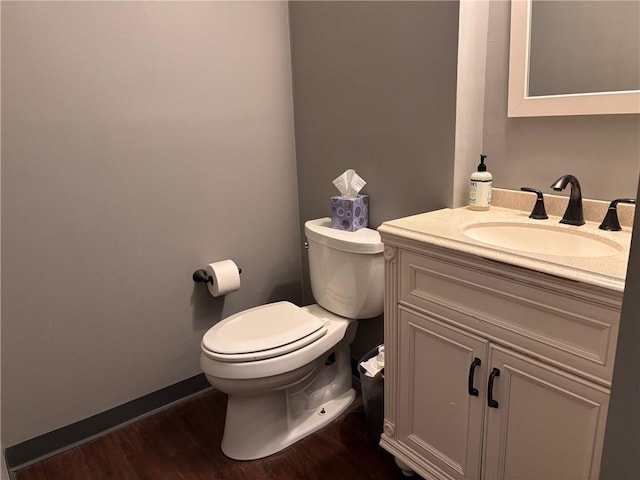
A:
[[330, 195, 369, 231]]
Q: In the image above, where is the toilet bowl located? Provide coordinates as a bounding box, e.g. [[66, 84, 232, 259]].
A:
[[200, 218, 384, 460], [201, 303, 358, 460]]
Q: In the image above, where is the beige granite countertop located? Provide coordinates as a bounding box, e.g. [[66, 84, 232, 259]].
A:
[[378, 198, 633, 292]]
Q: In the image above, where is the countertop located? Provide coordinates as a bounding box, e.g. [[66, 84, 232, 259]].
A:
[[378, 206, 632, 293]]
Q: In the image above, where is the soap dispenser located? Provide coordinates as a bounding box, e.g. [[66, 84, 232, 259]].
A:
[[469, 154, 492, 211]]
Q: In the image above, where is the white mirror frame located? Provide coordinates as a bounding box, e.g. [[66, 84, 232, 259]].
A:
[[508, 0, 640, 117]]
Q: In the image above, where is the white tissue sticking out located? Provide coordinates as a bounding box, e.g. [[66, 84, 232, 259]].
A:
[[332, 169, 366, 199], [360, 345, 385, 378]]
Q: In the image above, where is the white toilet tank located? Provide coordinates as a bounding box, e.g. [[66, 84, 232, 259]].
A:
[[304, 218, 384, 319]]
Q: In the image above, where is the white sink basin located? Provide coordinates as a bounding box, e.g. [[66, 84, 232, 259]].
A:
[[462, 222, 623, 257]]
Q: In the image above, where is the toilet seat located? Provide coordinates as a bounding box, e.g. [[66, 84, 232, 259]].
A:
[[202, 302, 328, 362]]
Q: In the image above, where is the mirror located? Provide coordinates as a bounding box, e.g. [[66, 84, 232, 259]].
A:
[[508, 0, 640, 117]]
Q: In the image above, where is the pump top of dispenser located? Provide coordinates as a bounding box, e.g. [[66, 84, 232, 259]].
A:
[[477, 154, 487, 172]]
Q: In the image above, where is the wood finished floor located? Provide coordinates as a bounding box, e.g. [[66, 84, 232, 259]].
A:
[[15, 388, 416, 480]]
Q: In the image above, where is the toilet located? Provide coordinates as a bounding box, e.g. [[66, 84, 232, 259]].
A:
[[200, 217, 384, 460]]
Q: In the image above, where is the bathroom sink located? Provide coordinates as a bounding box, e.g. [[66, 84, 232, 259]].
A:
[[462, 222, 623, 257]]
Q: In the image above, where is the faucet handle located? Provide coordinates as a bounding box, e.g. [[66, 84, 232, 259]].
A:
[[599, 198, 636, 231], [520, 187, 548, 220]]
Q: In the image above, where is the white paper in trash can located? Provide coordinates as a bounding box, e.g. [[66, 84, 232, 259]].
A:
[[360, 345, 385, 377]]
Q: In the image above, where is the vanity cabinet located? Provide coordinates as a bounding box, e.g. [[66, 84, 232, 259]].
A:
[[378, 236, 622, 480]]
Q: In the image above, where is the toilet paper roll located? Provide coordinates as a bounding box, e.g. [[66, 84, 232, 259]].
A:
[[205, 260, 241, 297]]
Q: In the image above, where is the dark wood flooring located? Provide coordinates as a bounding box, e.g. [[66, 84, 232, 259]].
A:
[[15, 388, 415, 480]]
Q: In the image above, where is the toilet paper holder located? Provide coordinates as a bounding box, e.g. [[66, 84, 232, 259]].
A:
[[192, 266, 242, 285]]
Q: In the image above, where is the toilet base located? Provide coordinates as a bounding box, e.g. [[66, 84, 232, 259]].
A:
[[221, 387, 356, 460], [219, 340, 356, 460]]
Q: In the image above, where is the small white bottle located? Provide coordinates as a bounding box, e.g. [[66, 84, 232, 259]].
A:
[[469, 154, 492, 211]]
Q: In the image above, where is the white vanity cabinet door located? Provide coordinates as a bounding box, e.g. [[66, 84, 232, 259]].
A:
[[482, 345, 610, 480], [398, 307, 488, 480], [380, 238, 620, 480]]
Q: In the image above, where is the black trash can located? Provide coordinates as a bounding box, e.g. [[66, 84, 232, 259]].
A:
[[358, 346, 385, 443]]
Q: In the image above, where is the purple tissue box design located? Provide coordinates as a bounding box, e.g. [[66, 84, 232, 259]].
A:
[[330, 195, 369, 231]]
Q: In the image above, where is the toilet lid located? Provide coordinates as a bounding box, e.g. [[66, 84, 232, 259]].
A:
[[202, 302, 327, 362], [305, 218, 383, 254]]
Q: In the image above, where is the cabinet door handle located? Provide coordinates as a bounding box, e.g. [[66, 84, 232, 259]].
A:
[[468, 357, 481, 396], [487, 367, 501, 408]]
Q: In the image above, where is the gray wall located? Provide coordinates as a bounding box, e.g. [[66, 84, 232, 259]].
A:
[[0, 3, 4, 476], [289, 1, 459, 360], [601, 177, 640, 480], [483, 0, 640, 200], [1, 2, 300, 447], [290, 1, 459, 229]]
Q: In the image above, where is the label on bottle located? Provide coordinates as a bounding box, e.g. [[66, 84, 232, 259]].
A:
[[470, 180, 492, 207]]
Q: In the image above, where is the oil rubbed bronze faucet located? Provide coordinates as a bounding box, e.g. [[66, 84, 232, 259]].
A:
[[520, 187, 548, 219], [551, 174, 584, 226], [599, 198, 636, 231]]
